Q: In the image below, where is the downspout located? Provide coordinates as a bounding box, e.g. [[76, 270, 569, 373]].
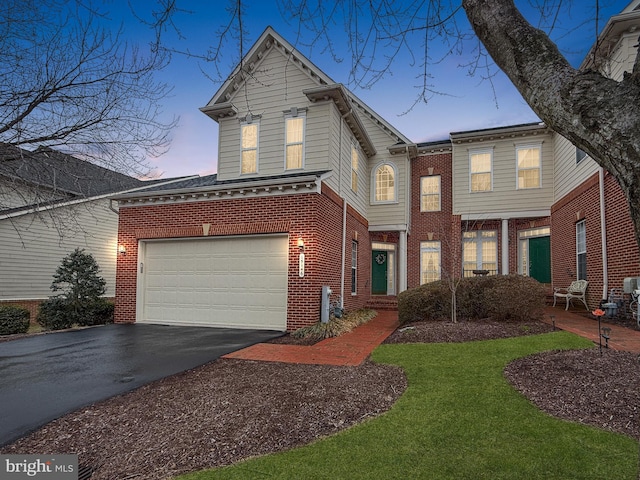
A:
[[339, 109, 352, 308], [109, 198, 119, 215], [599, 167, 608, 301]]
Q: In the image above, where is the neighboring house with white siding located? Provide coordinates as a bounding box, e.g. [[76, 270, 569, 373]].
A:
[[0, 144, 188, 318]]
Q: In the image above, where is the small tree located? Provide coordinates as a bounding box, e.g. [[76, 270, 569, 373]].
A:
[[38, 248, 110, 329]]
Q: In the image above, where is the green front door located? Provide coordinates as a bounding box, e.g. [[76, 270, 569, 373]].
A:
[[529, 236, 551, 284], [371, 250, 388, 295]]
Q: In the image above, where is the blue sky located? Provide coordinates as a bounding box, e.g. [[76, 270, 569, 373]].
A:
[[108, 1, 631, 179]]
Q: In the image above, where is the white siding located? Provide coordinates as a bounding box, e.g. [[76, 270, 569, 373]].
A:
[[0, 199, 118, 300], [604, 33, 638, 81], [553, 134, 599, 202], [216, 47, 323, 180], [453, 132, 554, 217]]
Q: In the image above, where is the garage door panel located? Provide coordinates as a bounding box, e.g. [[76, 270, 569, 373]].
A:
[[139, 235, 288, 330]]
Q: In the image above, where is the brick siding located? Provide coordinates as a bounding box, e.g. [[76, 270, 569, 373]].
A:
[[551, 171, 640, 308], [115, 185, 369, 331]]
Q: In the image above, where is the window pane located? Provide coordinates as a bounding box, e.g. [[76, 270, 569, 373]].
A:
[[471, 172, 491, 192], [286, 118, 303, 143], [420, 176, 440, 211], [420, 241, 440, 284], [286, 144, 302, 169], [242, 124, 257, 148], [517, 148, 540, 168], [471, 153, 491, 172], [375, 165, 395, 201], [351, 146, 358, 192], [518, 169, 540, 188], [241, 151, 256, 174]]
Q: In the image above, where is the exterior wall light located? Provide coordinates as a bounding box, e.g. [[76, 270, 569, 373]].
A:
[[118, 244, 127, 256], [297, 238, 305, 277]]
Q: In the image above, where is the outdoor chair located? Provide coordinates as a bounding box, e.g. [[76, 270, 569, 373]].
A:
[[553, 280, 589, 311]]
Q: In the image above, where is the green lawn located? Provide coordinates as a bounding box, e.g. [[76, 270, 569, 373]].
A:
[[177, 331, 638, 479]]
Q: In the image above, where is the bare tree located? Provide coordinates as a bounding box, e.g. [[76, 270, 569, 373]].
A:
[[0, 0, 176, 177]]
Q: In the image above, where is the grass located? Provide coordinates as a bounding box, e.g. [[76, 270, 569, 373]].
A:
[[176, 332, 638, 480]]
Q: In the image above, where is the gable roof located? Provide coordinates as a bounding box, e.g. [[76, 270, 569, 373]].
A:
[[0, 144, 144, 198], [0, 144, 190, 217], [200, 26, 413, 154]]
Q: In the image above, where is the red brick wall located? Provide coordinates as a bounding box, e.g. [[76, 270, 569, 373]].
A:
[[602, 173, 640, 294], [408, 153, 456, 288], [115, 187, 369, 331], [549, 171, 640, 308]]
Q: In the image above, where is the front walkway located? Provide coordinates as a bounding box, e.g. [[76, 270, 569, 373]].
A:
[[224, 307, 640, 367], [222, 310, 399, 366], [543, 306, 640, 354]]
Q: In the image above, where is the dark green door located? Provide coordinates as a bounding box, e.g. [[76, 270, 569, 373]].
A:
[[529, 236, 551, 283], [371, 250, 387, 295]]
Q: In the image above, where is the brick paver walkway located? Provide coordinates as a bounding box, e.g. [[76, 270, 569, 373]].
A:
[[224, 307, 640, 367], [222, 310, 399, 366], [543, 306, 640, 354]]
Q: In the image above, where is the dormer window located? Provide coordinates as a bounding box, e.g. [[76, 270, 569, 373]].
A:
[[240, 121, 258, 174], [285, 113, 305, 170]]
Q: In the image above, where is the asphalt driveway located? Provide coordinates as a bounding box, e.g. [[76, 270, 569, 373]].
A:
[[0, 324, 283, 447]]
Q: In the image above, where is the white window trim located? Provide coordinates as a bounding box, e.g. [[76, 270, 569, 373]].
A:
[[576, 220, 587, 280], [370, 162, 398, 204], [469, 148, 494, 193], [515, 143, 542, 190], [240, 119, 259, 175], [420, 241, 441, 284], [420, 175, 441, 212], [351, 240, 358, 295], [284, 111, 306, 171], [462, 230, 498, 276]]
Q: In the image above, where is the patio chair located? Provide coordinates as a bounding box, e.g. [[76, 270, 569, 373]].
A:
[[553, 280, 589, 311]]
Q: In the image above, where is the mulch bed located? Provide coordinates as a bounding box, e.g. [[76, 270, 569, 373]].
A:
[[2, 317, 638, 479]]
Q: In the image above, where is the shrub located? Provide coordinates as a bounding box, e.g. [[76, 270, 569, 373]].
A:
[[37, 297, 73, 330], [399, 274, 547, 324], [398, 280, 451, 324], [291, 308, 377, 341], [484, 274, 547, 321], [78, 299, 114, 326], [38, 249, 112, 330], [0, 305, 30, 335]]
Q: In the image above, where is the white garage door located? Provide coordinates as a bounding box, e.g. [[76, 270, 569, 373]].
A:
[[138, 235, 288, 330]]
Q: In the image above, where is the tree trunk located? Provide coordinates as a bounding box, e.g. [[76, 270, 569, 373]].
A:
[[463, 0, 640, 255]]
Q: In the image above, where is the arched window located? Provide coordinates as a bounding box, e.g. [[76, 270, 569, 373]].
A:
[[373, 163, 396, 203]]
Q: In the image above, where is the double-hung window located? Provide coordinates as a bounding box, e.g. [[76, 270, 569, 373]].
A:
[[420, 176, 441, 212], [351, 241, 358, 294], [576, 220, 587, 280], [285, 114, 305, 170], [351, 145, 359, 192], [516, 144, 542, 189], [241, 121, 258, 174], [420, 241, 441, 284], [469, 149, 492, 192]]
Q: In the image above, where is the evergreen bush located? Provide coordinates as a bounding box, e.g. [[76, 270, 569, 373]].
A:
[[0, 305, 30, 335], [38, 248, 109, 330]]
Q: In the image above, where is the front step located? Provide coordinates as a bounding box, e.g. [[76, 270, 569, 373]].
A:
[[367, 296, 398, 311]]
